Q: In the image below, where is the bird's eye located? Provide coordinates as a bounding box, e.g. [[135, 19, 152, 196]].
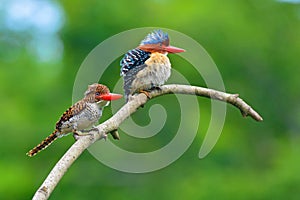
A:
[[95, 92, 100, 96]]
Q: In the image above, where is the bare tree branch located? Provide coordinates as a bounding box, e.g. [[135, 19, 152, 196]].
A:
[[32, 84, 263, 200]]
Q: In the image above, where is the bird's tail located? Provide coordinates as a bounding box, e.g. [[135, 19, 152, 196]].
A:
[[26, 130, 58, 157]]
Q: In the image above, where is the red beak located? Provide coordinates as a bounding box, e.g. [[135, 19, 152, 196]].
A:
[[100, 93, 123, 101], [163, 45, 185, 53]]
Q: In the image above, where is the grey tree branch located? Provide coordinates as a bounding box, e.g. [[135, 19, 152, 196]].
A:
[[32, 84, 263, 200]]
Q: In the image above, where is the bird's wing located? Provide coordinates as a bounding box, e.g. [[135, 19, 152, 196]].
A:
[[122, 63, 147, 99], [120, 48, 150, 76], [120, 48, 150, 101], [55, 101, 86, 130]]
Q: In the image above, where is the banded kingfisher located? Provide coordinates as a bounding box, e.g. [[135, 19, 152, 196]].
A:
[[27, 83, 122, 157], [120, 30, 185, 102]]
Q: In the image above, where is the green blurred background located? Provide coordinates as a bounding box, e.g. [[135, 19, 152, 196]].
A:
[[1, 0, 300, 199]]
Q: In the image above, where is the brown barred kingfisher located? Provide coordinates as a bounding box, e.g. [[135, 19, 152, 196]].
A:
[[27, 83, 122, 157], [120, 30, 185, 102]]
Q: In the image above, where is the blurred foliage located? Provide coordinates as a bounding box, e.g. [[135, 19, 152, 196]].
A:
[[0, 0, 300, 199]]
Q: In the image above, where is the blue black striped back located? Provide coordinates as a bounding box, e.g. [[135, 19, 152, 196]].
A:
[[120, 48, 150, 76]]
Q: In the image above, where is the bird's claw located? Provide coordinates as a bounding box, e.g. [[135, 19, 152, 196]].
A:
[[139, 90, 151, 99], [72, 128, 97, 140], [73, 130, 86, 140]]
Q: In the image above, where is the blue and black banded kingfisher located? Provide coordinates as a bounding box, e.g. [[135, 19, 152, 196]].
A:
[[120, 30, 185, 102]]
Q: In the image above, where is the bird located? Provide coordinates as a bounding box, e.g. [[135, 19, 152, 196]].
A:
[[120, 29, 185, 102], [26, 83, 122, 157]]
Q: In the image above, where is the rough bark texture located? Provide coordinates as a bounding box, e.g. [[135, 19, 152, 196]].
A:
[[32, 84, 263, 200]]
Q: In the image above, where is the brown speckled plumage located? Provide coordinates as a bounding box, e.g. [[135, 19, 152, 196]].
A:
[[27, 83, 113, 157], [27, 131, 58, 157]]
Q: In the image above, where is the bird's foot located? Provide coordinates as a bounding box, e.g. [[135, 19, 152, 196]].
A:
[[73, 128, 108, 141], [89, 127, 108, 140], [74, 127, 98, 138], [139, 90, 151, 99], [72, 130, 82, 140], [73, 129, 91, 140]]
